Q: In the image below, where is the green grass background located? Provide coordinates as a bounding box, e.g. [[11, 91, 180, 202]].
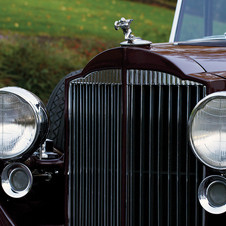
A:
[[0, 0, 174, 42], [0, 0, 175, 103]]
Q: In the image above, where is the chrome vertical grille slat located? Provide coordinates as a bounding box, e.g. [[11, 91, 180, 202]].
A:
[[68, 69, 206, 226], [194, 85, 202, 226], [176, 86, 182, 226], [139, 76, 144, 226], [185, 86, 191, 226], [149, 85, 154, 226], [126, 76, 133, 226], [167, 84, 173, 226], [157, 83, 163, 226]]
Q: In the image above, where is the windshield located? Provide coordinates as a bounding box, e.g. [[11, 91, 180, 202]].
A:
[[171, 0, 226, 41]]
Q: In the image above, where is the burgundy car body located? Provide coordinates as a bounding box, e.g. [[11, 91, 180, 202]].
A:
[[1, 0, 226, 225]]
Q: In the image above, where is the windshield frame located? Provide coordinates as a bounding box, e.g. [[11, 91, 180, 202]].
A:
[[169, 0, 183, 42], [169, 0, 224, 42]]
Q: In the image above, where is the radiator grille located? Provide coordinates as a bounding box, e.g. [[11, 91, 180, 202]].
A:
[[68, 70, 122, 226], [126, 70, 206, 226], [68, 69, 206, 226]]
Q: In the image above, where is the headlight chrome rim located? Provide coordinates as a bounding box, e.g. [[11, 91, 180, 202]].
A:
[[0, 87, 49, 160], [189, 91, 226, 170]]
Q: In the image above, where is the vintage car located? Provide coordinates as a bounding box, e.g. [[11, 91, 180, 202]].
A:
[[1, 0, 226, 225]]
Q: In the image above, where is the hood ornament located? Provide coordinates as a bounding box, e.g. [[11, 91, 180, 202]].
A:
[[114, 17, 151, 46], [114, 17, 135, 42]]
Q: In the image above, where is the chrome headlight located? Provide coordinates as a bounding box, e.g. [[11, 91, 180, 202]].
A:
[[1, 163, 33, 198], [0, 87, 49, 160], [198, 175, 226, 214], [189, 92, 226, 170]]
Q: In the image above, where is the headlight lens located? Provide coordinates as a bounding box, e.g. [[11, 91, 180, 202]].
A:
[[0, 87, 49, 160], [189, 92, 226, 169]]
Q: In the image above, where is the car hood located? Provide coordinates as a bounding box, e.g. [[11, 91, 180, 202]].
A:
[[73, 42, 226, 94], [152, 42, 226, 74]]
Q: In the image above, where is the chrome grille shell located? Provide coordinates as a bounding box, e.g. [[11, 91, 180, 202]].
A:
[[68, 69, 206, 226]]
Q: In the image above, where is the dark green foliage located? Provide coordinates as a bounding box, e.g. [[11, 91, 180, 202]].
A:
[[0, 36, 118, 103], [0, 38, 75, 103]]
